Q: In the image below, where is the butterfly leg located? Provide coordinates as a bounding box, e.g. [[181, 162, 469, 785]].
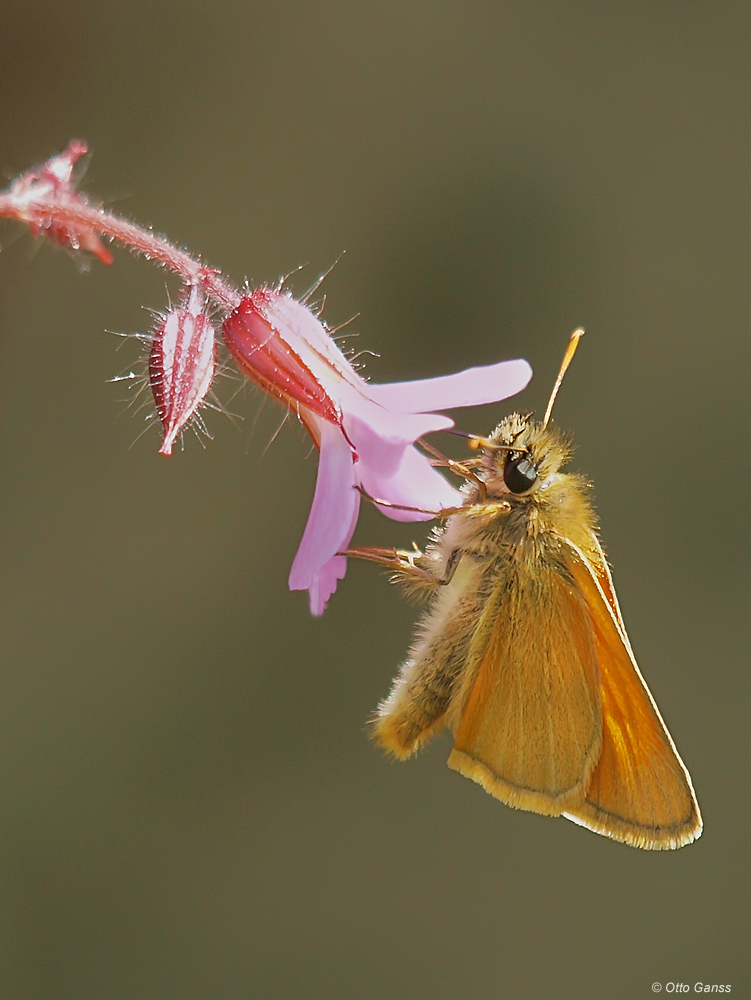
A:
[[342, 544, 463, 596], [354, 485, 468, 519], [355, 485, 510, 521], [416, 437, 488, 500]]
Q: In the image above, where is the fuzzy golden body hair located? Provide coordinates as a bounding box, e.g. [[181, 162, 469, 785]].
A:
[[372, 413, 702, 850]]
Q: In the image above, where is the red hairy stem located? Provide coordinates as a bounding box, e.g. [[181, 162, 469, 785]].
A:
[[0, 192, 241, 311]]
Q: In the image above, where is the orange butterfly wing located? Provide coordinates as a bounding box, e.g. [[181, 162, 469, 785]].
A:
[[561, 540, 702, 849], [448, 563, 603, 817], [448, 534, 701, 849]]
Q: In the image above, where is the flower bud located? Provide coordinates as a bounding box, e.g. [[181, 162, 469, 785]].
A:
[[149, 287, 216, 455], [9, 141, 113, 264], [222, 291, 341, 437]]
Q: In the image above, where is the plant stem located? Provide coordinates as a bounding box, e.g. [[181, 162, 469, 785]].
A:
[[0, 194, 241, 312]]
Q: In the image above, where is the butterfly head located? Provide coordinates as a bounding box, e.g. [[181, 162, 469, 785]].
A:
[[473, 329, 584, 499], [479, 413, 575, 499]]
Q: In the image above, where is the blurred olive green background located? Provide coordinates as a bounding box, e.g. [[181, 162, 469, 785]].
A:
[[0, 3, 747, 998]]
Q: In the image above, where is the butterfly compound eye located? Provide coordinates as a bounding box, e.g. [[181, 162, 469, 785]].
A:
[[503, 453, 538, 494]]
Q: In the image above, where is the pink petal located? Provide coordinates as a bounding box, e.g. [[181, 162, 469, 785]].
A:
[[357, 444, 461, 523], [340, 385, 454, 441], [288, 421, 360, 613], [306, 484, 360, 615], [343, 408, 453, 478], [307, 493, 360, 614], [366, 358, 532, 413], [306, 554, 348, 616]]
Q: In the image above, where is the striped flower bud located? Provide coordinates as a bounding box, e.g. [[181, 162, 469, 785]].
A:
[[149, 286, 216, 455]]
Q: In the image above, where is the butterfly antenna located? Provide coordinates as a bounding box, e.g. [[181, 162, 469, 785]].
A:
[[542, 328, 584, 429]]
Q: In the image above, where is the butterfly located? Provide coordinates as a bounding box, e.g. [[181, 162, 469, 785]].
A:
[[351, 331, 702, 849]]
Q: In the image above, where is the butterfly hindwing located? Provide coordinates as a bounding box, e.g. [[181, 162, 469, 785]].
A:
[[448, 557, 603, 816], [447, 534, 701, 849]]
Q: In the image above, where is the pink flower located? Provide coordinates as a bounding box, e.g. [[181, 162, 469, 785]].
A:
[[149, 286, 217, 455], [223, 290, 531, 614]]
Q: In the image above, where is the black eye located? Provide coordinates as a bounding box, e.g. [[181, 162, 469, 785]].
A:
[[503, 452, 538, 494]]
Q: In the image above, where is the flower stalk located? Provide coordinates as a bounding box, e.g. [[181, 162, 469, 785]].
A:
[[0, 141, 240, 311]]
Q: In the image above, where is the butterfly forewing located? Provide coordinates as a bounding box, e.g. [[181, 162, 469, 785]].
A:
[[561, 544, 702, 849]]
